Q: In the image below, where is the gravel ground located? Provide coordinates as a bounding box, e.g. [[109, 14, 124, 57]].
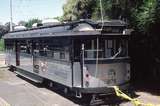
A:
[[0, 67, 77, 106], [0, 67, 159, 106], [0, 53, 159, 106]]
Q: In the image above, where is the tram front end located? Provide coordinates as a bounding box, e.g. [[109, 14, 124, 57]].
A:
[[75, 37, 130, 96]]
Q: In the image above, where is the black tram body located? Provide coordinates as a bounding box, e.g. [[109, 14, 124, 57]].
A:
[[3, 20, 131, 97]]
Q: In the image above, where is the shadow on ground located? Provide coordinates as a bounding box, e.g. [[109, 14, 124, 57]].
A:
[[15, 69, 160, 106], [17, 73, 160, 106], [132, 80, 160, 97], [17, 74, 139, 106]]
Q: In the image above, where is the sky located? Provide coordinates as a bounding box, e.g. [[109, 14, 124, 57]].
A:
[[0, 0, 66, 25]]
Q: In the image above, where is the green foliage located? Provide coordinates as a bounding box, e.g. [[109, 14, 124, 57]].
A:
[[0, 39, 4, 51], [25, 19, 42, 28], [92, 0, 112, 20], [18, 21, 26, 26], [53, 16, 64, 22], [63, 0, 96, 21], [62, 0, 160, 33], [131, 0, 157, 33], [0, 25, 8, 37], [63, 0, 77, 21]]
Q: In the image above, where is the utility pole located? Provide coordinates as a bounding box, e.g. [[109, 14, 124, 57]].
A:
[[10, 0, 13, 31]]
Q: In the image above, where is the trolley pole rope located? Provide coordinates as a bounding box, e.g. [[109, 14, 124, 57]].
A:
[[95, 37, 99, 78], [112, 86, 160, 106], [0, 97, 10, 106]]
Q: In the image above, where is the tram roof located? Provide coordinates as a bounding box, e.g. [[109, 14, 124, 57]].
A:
[[3, 20, 129, 39]]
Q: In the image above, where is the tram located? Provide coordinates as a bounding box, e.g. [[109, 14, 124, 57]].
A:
[[3, 20, 131, 99]]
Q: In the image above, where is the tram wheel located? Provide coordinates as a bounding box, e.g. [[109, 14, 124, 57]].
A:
[[64, 87, 70, 95], [42, 79, 51, 88], [9, 66, 15, 72], [80, 94, 92, 105]]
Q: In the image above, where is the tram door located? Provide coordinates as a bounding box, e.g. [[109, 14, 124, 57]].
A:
[[73, 39, 83, 87], [15, 41, 20, 66]]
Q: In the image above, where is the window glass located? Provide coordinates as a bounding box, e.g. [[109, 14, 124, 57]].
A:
[[19, 40, 32, 54], [84, 38, 128, 59], [33, 38, 70, 61], [5, 40, 15, 52], [60, 52, 65, 59], [107, 40, 113, 49], [84, 39, 103, 59]]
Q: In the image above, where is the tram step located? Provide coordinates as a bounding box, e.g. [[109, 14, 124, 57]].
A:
[[15, 69, 43, 83]]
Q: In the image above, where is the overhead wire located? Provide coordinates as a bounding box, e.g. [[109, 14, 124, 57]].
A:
[[100, 0, 104, 30]]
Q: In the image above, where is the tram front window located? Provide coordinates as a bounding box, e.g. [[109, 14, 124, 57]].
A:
[[84, 39, 128, 59]]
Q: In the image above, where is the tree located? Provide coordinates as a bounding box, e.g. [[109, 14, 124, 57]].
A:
[[0, 25, 8, 37], [53, 16, 63, 22], [25, 19, 42, 28], [18, 21, 26, 26], [63, 0, 96, 21], [4, 22, 15, 32], [91, 0, 112, 20], [63, 0, 135, 21], [130, 0, 157, 33]]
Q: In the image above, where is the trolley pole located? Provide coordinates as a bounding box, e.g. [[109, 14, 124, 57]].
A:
[[10, 0, 13, 31]]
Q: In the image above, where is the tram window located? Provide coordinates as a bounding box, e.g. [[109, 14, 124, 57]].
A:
[[60, 52, 65, 59], [112, 28, 120, 33], [107, 40, 113, 48], [46, 50, 53, 57], [84, 39, 128, 59], [33, 39, 70, 61], [105, 39, 128, 58], [53, 51, 59, 59], [73, 40, 81, 61], [5, 40, 15, 51], [39, 47, 47, 56], [19, 40, 32, 54], [20, 45, 26, 53], [105, 40, 114, 58], [84, 39, 103, 59], [116, 40, 128, 57]]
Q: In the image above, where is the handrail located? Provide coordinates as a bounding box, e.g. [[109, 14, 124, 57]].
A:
[[84, 56, 130, 60]]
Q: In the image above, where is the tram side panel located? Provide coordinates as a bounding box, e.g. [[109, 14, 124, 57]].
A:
[[10, 52, 16, 66], [4, 38, 73, 87], [73, 62, 82, 87], [82, 62, 130, 88], [18, 53, 73, 87], [5, 40, 16, 66], [5, 50, 16, 66], [32, 56, 72, 87], [19, 53, 33, 72]]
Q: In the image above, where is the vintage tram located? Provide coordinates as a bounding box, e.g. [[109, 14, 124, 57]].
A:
[[3, 20, 131, 99]]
